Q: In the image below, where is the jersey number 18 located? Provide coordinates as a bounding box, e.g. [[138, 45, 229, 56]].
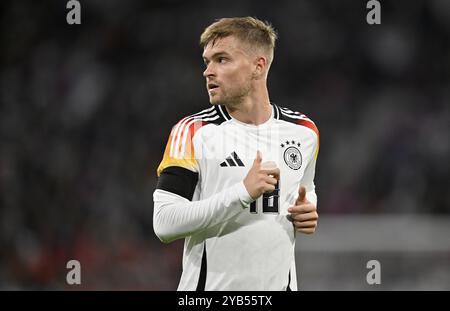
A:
[[249, 181, 279, 214]]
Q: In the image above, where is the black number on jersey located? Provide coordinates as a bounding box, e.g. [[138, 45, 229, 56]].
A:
[[250, 182, 279, 214]]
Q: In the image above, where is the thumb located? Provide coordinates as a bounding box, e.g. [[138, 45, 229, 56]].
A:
[[296, 186, 306, 204], [254, 150, 262, 164]]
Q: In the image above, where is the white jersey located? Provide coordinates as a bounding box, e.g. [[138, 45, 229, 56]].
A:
[[153, 104, 319, 291]]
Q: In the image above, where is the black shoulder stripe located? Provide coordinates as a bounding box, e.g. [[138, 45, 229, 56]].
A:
[[278, 106, 307, 125], [182, 107, 219, 125], [208, 105, 230, 125], [192, 107, 217, 120], [156, 166, 198, 200], [279, 106, 300, 114], [278, 109, 300, 125]]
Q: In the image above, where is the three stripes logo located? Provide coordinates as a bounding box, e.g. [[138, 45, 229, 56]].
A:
[[220, 152, 245, 167]]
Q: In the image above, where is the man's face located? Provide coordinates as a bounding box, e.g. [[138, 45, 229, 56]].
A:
[[202, 36, 255, 107]]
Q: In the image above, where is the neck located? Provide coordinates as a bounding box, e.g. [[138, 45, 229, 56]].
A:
[[225, 85, 272, 125]]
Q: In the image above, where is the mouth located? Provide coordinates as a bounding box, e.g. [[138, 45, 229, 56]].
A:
[[207, 83, 219, 91]]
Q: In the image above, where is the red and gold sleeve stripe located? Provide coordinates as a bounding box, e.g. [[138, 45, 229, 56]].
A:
[[297, 119, 320, 161], [156, 120, 207, 176]]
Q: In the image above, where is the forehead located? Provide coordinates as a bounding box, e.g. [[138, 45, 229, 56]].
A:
[[202, 36, 249, 59]]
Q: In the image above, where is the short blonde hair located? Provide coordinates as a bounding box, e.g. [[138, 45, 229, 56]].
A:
[[200, 17, 278, 65]]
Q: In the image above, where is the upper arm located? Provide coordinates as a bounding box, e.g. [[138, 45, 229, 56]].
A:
[[156, 118, 205, 200], [302, 127, 320, 195]]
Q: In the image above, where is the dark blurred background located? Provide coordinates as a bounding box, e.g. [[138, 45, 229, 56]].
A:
[[1, 0, 449, 290]]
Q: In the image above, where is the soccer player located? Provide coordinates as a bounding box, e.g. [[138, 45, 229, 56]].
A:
[[153, 17, 319, 291]]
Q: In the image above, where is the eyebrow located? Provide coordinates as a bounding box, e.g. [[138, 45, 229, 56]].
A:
[[202, 51, 231, 62]]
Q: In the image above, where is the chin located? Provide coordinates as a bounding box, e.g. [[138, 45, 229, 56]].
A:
[[209, 97, 221, 106]]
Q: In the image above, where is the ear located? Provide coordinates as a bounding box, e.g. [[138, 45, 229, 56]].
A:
[[252, 56, 267, 80]]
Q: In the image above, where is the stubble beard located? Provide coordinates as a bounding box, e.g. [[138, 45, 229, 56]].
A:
[[210, 82, 252, 109]]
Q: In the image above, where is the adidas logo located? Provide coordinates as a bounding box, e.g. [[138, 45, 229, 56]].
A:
[[220, 152, 245, 167]]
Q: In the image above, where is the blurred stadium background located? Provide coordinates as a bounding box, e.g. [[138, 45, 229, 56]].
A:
[[1, 0, 449, 290]]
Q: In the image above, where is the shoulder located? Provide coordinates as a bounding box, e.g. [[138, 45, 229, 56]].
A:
[[275, 104, 319, 138], [173, 105, 230, 129], [170, 105, 230, 140]]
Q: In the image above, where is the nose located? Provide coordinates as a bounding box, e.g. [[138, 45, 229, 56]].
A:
[[203, 63, 215, 78]]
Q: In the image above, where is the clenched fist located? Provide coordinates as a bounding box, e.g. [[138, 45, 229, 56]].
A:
[[288, 186, 318, 234], [243, 151, 280, 200]]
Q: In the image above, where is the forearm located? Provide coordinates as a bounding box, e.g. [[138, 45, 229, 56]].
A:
[[153, 181, 252, 243]]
